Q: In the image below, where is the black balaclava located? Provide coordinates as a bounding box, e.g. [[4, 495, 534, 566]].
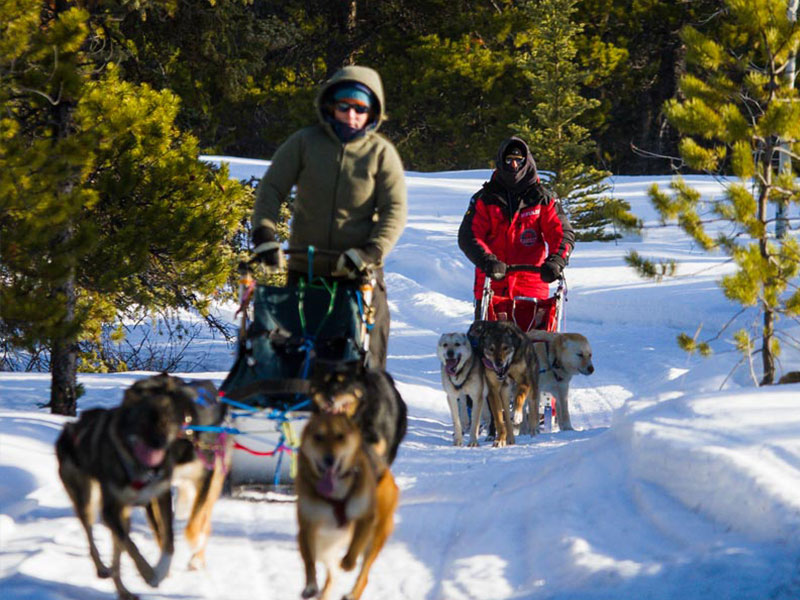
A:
[[494, 136, 539, 194]]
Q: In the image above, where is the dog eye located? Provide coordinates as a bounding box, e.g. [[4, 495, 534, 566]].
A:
[[313, 433, 324, 443], [454, 342, 461, 347], [335, 433, 345, 442]]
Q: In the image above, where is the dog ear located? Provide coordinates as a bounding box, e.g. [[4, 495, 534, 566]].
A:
[[467, 320, 488, 346]]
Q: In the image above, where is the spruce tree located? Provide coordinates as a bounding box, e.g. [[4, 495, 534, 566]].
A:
[[512, 0, 629, 241], [0, 2, 251, 414], [630, 0, 800, 384]]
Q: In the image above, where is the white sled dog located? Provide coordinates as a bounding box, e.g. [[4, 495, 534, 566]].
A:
[[437, 332, 485, 446], [524, 330, 594, 432]]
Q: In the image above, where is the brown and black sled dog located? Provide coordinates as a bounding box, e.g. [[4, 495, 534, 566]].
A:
[[55, 374, 231, 600], [468, 320, 539, 447], [295, 412, 399, 600]]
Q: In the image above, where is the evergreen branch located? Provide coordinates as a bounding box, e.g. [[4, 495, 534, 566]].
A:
[[774, 145, 800, 162], [16, 84, 63, 106], [774, 329, 800, 350], [629, 143, 685, 170], [700, 307, 749, 346]]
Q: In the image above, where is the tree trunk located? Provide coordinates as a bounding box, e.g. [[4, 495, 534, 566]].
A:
[[49, 39, 79, 415], [758, 148, 775, 385], [49, 211, 79, 416], [760, 305, 775, 385]]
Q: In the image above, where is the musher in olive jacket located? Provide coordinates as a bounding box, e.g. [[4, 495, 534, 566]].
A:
[[252, 65, 407, 369]]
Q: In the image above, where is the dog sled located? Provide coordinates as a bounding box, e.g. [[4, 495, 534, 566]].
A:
[[479, 265, 566, 333], [479, 265, 566, 432], [218, 247, 375, 497]]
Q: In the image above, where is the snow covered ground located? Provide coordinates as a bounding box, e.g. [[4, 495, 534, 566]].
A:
[[2, 159, 800, 600]]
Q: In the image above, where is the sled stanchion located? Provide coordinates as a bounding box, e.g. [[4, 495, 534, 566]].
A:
[[480, 276, 492, 321]]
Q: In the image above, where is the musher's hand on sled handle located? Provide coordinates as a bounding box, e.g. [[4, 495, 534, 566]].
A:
[[330, 244, 382, 280], [252, 225, 285, 273]]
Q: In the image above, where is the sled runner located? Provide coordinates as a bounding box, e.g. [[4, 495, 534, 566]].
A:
[[219, 247, 374, 496]]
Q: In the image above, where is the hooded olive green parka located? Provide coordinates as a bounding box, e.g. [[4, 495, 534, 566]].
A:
[[252, 65, 407, 276]]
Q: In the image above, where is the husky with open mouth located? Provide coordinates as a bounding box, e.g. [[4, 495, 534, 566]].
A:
[[437, 332, 486, 446]]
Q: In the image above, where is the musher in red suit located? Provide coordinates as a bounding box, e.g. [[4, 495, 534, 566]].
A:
[[458, 136, 575, 319]]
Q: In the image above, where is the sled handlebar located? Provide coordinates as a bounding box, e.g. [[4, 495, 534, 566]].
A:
[[480, 264, 541, 278], [240, 246, 343, 271], [284, 246, 341, 257], [507, 264, 541, 273]]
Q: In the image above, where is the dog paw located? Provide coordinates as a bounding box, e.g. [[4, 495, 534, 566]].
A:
[[138, 564, 157, 587], [96, 565, 112, 578], [492, 438, 507, 448], [340, 553, 358, 571], [302, 583, 319, 598], [147, 553, 172, 587], [188, 553, 206, 571], [453, 438, 463, 447], [468, 439, 479, 447]]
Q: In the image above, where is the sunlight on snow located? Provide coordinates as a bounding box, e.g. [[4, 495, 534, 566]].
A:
[[441, 555, 515, 600], [567, 537, 662, 579]]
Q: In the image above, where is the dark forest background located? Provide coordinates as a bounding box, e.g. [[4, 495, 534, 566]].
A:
[[114, 0, 724, 174]]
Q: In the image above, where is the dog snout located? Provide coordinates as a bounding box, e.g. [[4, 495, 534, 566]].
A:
[[322, 453, 335, 468], [587, 364, 594, 374]]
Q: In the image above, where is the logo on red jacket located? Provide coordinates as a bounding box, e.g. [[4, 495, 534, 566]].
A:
[[520, 228, 538, 246], [520, 207, 540, 218]]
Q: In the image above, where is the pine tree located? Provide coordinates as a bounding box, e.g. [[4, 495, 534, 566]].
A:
[[630, 0, 800, 384], [512, 0, 629, 241], [0, 2, 251, 414]]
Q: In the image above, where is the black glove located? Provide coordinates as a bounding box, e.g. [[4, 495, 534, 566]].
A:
[[332, 245, 381, 279], [483, 255, 507, 281], [252, 226, 285, 271], [540, 254, 566, 283]]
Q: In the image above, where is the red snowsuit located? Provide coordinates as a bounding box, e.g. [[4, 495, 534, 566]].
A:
[[458, 139, 574, 311]]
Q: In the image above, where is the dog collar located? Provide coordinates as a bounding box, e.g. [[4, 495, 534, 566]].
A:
[[534, 340, 565, 382]]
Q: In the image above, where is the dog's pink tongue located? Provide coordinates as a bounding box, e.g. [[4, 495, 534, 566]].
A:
[[133, 440, 166, 467], [316, 467, 336, 497], [445, 358, 458, 376]]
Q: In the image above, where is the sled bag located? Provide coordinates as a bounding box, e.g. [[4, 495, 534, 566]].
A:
[[220, 282, 364, 408]]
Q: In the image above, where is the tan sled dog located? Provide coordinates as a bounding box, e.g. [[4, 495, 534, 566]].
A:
[[170, 379, 233, 570], [296, 412, 399, 600], [468, 320, 539, 447], [525, 330, 594, 431], [437, 332, 485, 446]]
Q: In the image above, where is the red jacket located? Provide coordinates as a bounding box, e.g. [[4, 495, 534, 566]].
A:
[[458, 173, 574, 302]]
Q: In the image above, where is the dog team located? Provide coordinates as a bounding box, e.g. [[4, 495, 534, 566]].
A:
[[55, 361, 408, 600], [54, 319, 591, 599], [438, 322, 594, 448]]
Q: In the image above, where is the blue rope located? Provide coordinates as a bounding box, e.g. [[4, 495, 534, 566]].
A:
[[220, 396, 261, 413], [184, 424, 241, 434]]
